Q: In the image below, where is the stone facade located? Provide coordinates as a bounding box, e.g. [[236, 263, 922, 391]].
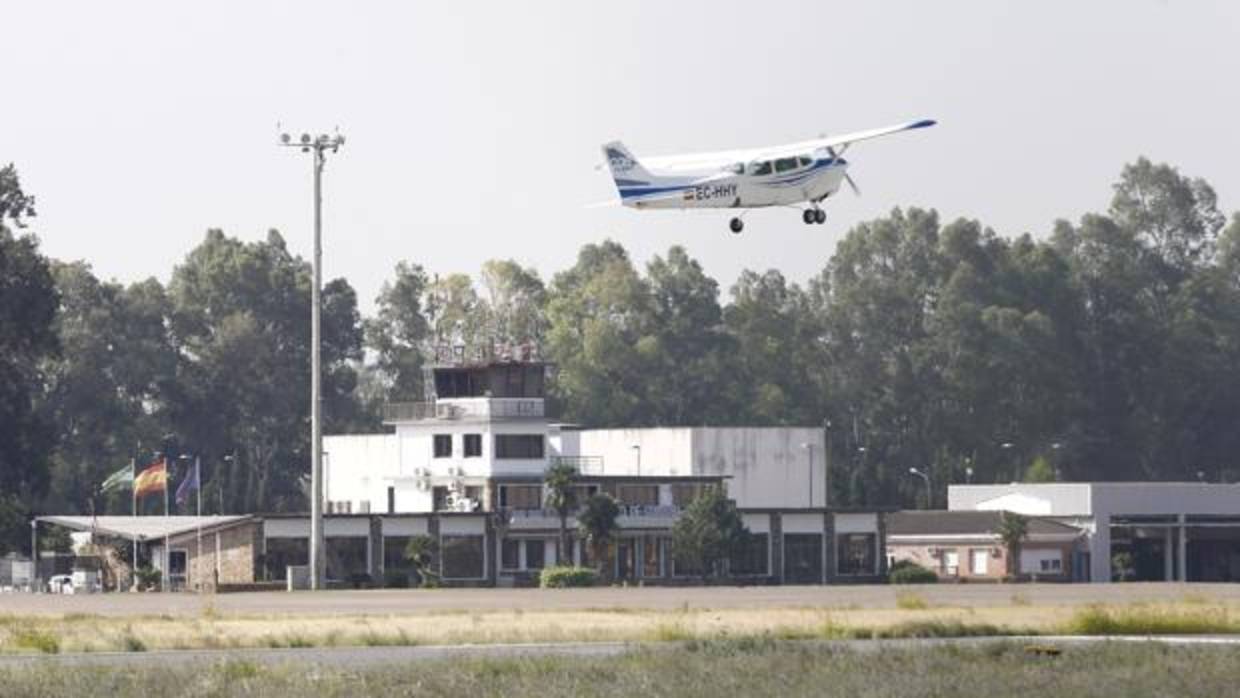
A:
[[168, 519, 261, 591]]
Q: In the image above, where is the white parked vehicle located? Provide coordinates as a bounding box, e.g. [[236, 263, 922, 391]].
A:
[[47, 574, 74, 594]]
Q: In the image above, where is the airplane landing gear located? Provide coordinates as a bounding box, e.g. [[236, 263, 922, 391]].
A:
[[802, 209, 815, 225], [815, 208, 826, 224], [729, 217, 744, 234], [803, 208, 827, 225]]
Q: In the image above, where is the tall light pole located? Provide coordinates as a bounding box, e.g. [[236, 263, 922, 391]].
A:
[[280, 129, 345, 591], [908, 467, 931, 509]]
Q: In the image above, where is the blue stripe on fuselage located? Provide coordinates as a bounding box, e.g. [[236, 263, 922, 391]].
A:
[[617, 183, 694, 200]]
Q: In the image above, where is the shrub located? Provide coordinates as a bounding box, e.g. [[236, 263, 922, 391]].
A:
[[134, 566, 161, 591], [1062, 605, 1240, 635], [888, 560, 937, 585], [383, 571, 409, 588], [538, 565, 598, 588], [895, 591, 930, 610], [12, 628, 60, 654]]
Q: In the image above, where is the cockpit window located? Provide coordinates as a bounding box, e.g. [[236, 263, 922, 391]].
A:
[[798, 156, 812, 168], [775, 157, 799, 173], [749, 161, 772, 176]]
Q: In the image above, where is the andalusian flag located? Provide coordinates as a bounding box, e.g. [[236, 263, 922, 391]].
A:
[[100, 465, 134, 493], [134, 461, 168, 498]]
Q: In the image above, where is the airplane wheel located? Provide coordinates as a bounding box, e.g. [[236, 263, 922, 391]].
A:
[[729, 218, 744, 234], [802, 209, 815, 225], [815, 209, 826, 224]]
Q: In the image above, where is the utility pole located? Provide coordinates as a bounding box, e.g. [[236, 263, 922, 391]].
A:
[[280, 129, 345, 591]]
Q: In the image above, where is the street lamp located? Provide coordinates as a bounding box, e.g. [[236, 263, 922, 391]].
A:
[[323, 451, 331, 512], [908, 467, 932, 509], [221, 454, 233, 514], [630, 445, 641, 476], [800, 443, 815, 508], [823, 419, 832, 508], [30, 519, 37, 594], [280, 129, 345, 591]]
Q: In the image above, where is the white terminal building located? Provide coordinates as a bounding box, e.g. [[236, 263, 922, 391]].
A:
[[314, 353, 885, 586]]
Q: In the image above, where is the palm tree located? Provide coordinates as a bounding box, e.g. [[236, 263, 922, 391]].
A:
[[994, 511, 1029, 579], [577, 493, 621, 581], [544, 461, 578, 565], [404, 534, 439, 588]]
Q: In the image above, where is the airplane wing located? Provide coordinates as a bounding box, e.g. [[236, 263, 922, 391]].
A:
[[638, 119, 936, 172], [762, 118, 937, 159]]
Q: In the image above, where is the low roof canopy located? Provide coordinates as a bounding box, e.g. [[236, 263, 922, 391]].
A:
[[35, 515, 251, 541]]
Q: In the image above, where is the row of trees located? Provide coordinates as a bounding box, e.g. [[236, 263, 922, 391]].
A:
[[3, 156, 1240, 552]]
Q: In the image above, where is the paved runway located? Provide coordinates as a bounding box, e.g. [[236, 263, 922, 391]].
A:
[[2, 582, 1237, 617]]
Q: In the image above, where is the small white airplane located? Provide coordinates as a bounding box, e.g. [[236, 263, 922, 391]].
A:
[[600, 119, 935, 233]]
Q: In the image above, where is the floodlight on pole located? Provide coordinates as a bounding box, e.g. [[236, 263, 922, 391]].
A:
[[908, 467, 932, 509], [279, 127, 345, 591]]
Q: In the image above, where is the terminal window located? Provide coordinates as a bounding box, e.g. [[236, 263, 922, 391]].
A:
[[433, 434, 452, 458], [495, 434, 544, 459]]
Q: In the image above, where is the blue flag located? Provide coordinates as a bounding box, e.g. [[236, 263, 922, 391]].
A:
[[176, 457, 200, 508]]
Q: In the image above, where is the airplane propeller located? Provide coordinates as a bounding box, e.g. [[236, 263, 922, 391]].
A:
[[826, 145, 861, 196]]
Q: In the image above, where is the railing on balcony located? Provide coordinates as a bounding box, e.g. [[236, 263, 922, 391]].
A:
[[497, 504, 682, 526], [383, 398, 545, 422], [548, 456, 604, 474]]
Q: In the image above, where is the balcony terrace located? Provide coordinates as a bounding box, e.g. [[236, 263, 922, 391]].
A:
[[383, 398, 545, 423]]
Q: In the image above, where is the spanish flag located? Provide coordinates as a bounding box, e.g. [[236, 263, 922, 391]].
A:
[[134, 460, 167, 498]]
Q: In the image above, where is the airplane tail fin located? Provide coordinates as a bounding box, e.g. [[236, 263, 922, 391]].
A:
[[601, 141, 656, 187]]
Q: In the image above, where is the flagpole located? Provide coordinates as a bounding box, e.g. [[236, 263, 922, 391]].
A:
[[131, 456, 137, 592], [163, 455, 170, 593], [195, 456, 202, 594]]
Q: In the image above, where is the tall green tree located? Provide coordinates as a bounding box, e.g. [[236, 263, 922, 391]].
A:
[[0, 164, 59, 553], [641, 246, 738, 424], [366, 261, 431, 405], [167, 228, 363, 513], [726, 269, 824, 424], [479, 259, 547, 348], [670, 488, 747, 580], [545, 241, 653, 426], [41, 262, 176, 515]]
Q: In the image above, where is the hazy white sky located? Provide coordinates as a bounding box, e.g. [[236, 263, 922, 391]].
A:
[[5, 1, 1239, 312]]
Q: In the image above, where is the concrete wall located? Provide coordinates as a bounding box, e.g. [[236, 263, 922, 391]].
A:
[[948, 484, 1094, 516], [324, 434, 399, 513], [569, 427, 827, 509]]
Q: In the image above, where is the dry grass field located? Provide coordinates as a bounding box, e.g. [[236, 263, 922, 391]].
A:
[[4, 639, 1240, 698], [2, 584, 1239, 654]]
